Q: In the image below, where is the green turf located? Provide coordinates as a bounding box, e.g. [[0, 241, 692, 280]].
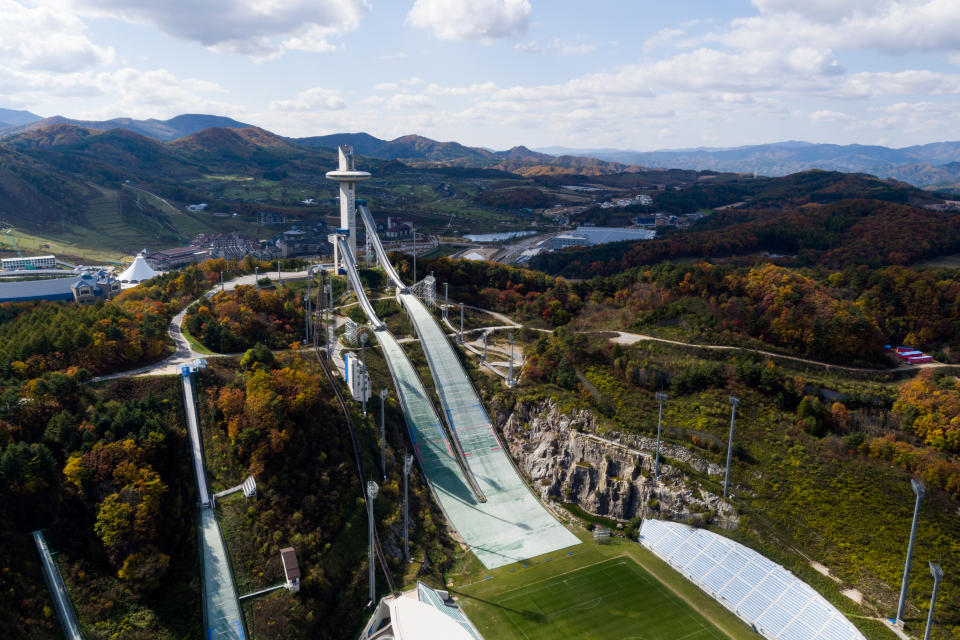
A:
[[463, 556, 725, 640]]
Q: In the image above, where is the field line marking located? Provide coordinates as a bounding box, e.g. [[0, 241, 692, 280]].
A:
[[624, 551, 739, 640], [483, 556, 630, 599]]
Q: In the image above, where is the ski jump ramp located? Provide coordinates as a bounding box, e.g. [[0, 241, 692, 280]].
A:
[[346, 207, 579, 568]]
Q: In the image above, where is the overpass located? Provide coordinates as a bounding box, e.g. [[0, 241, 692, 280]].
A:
[[337, 203, 578, 568]]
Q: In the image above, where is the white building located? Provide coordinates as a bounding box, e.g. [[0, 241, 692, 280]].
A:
[[1, 255, 56, 271], [344, 352, 371, 403], [360, 582, 483, 640]]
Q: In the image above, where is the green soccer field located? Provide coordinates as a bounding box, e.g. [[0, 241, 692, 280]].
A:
[[464, 556, 726, 640]]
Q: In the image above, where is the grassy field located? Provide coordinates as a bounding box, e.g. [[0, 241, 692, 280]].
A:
[[453, 532, 755, 640], [463, 556, 724, 640]]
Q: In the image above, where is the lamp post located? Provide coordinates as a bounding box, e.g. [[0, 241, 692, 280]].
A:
[[654, 392, 667, 482], [380, 389, 388, 481], [444, 282, 448, 320], [508, 333, 515, 386], [366, 481, 379, 606], [923, 563, 944, 640], [482, 331, 488, 363], [412, 224, 416, 284], [459, 303, 464, 344], [360, 364, 368, 417], [723, 396, 739, 498], [403, 454, 413, 563], [254, 266, 258, 289], [896, 479, 926, 625]]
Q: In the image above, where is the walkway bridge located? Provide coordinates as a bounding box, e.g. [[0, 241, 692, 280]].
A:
[[181, 372, 247, 640], [342, 206, 579, 568]]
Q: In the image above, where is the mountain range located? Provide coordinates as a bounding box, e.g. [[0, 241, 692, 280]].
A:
[[4, 109, 960, 186], [536, 141, 960, 188]]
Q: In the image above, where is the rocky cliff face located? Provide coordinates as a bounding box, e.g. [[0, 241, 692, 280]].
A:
[[495, 398, 738, 528]]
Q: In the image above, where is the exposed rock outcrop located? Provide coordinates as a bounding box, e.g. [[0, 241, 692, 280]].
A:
[[496, 398, 738, 528]]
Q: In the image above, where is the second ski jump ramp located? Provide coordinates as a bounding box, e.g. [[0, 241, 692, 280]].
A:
[[350, 214, 579, 567]]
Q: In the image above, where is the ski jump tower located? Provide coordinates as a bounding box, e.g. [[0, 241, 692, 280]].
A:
[[326, 145, 370, 272]]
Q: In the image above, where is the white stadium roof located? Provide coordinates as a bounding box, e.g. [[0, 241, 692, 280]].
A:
[[360, 582, 482, 640], [640, 519, 865, 640]]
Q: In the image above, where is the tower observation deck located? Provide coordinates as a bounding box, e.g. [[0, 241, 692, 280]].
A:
[[326, 145, 370, 273]]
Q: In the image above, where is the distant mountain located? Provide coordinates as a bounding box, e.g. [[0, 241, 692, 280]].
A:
[[534, 141, 960, 187], [1, 113, 253, 142], [295, 132, 636, 175], [295, 132, 386, 155], [0, 108, 42, 127]]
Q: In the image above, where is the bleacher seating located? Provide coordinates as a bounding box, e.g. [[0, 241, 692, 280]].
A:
[[639, 520, 866, 640]]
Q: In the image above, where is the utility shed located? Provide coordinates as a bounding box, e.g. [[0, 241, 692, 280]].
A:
[[280, 547, 300, 593]]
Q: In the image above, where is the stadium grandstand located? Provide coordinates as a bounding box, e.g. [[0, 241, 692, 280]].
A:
[[640, 519, 866, 640], [359, 582, 483, 640]]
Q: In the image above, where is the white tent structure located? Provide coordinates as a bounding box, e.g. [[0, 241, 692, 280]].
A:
[[118, 252, 160, 284]]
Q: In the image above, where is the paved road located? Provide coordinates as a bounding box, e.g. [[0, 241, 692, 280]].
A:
[[90, 269, 318, 382], [608, 330, 949, 374]]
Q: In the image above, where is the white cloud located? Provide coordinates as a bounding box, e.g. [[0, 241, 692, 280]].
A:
[[551, 38, 596, 56], [721, 0, 960, 55], [387, 93, 435, 109], [514, 41, 541, 54], [809, 109, 854, 122], [425, 82, 496, 95], [373, 82, 399, 91], [268, 87, 346, 112], [57, 0, 370, 58], [1, 0, 114, 72], [406, 0, 531, 42]]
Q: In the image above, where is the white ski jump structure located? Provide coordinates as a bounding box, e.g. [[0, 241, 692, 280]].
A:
[[328, 147, 578, 569]]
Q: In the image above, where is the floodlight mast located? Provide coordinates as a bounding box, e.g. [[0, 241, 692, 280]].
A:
[[923, 562, 943, 640], [380, 389, 388, 481], [654, 392, 668, 482], [723, 396, 739, 498], [403, 454, 414, 563], [896, 478, 926, 625], [366, 481, 379, 606]]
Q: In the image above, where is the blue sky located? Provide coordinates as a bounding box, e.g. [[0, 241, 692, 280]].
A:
[[2, 0, 960, 150]]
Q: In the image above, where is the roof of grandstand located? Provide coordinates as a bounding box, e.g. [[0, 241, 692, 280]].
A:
[[640, 519, 866, 640]]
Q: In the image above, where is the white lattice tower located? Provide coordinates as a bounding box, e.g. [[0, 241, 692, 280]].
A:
[[344, 318, 359, 345], [410, 274, 436, 307]]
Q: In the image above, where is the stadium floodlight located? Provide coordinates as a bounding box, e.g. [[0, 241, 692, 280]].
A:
[[482, 331, 488, 363], [723, 396, 739, 498], [380, 389, 388, 480], [459, 303, 464, 344], [654, 392, 668, 482], [403, 454, 414, 563], [444, 282, 448, 320], [924, 562, 943, 640], [366, 481, 379, 606], [360, 331, 368, 369], [896, 478, 926, 624]]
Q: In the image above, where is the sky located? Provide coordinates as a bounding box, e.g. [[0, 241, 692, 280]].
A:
[[3, 0, 960, 151]]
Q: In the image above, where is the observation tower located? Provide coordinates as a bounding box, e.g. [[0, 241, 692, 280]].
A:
[[326, 145, 370, 272]]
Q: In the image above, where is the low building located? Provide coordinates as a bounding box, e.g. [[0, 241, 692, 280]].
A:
[[377, 216, 412, 240], [280, 547, 300, 593], [257, 211, 287, 226], [0, 270, 119, 303], [1, 255, 56, 271], [71, 271, 121, 303], [193, 232, 260, 260], [146, 247, 209, 270]]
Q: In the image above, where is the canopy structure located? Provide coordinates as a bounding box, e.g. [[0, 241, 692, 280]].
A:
[[118, 252, 160, 283]]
